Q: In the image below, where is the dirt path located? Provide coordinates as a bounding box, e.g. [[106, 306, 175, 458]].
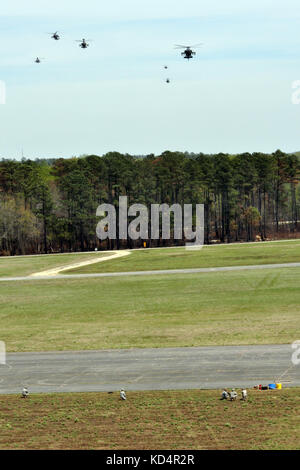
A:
[[29, 250, 131, 277]]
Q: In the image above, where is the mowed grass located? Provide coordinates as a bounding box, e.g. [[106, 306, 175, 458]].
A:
[[0, 252, 108, 278], [0, 240, 299, 278], [1, 267, 300, 352], [0, 389, 299, 450], [65, 240, 300, 274]]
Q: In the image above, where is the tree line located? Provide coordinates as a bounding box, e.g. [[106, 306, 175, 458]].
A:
[[0, 149, 299, 255]]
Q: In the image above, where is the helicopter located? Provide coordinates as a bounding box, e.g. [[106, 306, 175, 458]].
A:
[[174, 43, 203, 60], [76, 39, 91, 49], [49, 31, 60, 41], [166, 78, 170, 83], [35, 57, 45, 63]]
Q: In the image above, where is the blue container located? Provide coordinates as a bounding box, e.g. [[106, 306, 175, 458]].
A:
[[268, 383, 276, 389]]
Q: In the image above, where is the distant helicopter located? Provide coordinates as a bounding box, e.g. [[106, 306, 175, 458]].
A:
[[35, 57, 45, 63], [49, 31, 60, 41], [76, 38, 91, 49], [174, 43, 203, 60], [163, 65, 168, 69], [166, 78, 170, 83]]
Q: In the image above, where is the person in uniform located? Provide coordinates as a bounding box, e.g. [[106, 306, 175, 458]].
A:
[[220, 389, 229, 400], [21, 387, 29, 398]]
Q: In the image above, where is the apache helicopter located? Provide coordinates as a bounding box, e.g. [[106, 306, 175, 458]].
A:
[[35, 57, 45, 63], [174, 43, 203, 60], [49, 31, 60, 41], [76, 38, 91, 49]]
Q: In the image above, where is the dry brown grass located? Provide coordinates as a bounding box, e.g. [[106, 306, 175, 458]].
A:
[[0, 388, 299, 450]]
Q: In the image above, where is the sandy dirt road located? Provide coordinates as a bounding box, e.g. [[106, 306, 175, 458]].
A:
[[29, 250, 131, 277]]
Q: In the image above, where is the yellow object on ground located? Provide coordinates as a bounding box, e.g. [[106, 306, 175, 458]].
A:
[[276, 383, 282, 389]]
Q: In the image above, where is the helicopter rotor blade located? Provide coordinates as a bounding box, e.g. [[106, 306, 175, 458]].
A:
[[174, 43, 203, 49]]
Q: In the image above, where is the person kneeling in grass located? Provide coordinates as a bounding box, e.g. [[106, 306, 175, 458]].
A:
[[220, 389, 229, 400], [21, 387, 29, 398]]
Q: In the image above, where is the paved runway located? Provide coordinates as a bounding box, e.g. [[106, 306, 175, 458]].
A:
[[0, 345, 299, 394]]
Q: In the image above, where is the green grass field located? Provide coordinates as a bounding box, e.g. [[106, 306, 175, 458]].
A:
[[65, 240, 300, 274], [0, 252, 108, 278], [1, 241, 299, 451], [0, 240, 300, 278], [0, 389, 299, 450], [1, 266, 299, 352]]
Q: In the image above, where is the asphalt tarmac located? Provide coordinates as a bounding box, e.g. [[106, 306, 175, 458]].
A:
[[0, 344, 299, 394]]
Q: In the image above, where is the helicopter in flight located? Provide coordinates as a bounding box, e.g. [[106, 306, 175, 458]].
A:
[[76, 38, 91, 49], [49, 31, 60, 41], [174, 43, 203, 60], [35, 57, 45, 63]]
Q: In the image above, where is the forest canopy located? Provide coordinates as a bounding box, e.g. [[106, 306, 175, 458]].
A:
[[0, 150, 299, 255]]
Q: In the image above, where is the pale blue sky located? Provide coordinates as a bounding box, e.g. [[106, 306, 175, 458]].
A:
[[1, 0, 300, 159]]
